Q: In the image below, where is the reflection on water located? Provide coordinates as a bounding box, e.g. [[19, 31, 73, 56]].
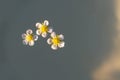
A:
[[92, 50, 120, 80], [92, 0, 120, 80]]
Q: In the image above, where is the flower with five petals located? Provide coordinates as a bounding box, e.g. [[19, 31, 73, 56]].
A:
[[47, 32, 65, 50], [35, 20, 53, 38], [22, 29, 38, 46]]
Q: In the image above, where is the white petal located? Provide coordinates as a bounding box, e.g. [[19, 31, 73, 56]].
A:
[[47, 38, 52, 44], [58, 41, 65, 48], [51, 32, 56, 38], [36, 30, 41, 35], [44, 20, 49, 26], [36, 22, 42, 28], [48, 27, 53, 33], [23, 40, 28, 45], [58, 34, 64, 40], [26, 29, 33, 34], [22, 33, 26, 39], [42, 32, 47, 38], [51, 44, 58, 50], [33, 35, 38, 41], [29, 41, 34, 46]]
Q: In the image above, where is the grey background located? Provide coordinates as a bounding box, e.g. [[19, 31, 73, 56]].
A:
[[0, 0, 115, 80]]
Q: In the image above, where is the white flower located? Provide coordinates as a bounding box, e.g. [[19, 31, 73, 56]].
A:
[[22, 29, 38, 46], [47, 32, 65, 50], [35, 20, 53, 38]]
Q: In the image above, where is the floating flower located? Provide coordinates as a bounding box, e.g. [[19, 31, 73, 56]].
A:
[[22, 29, 38, 46], [35, 20, 53, 38], [47, 32, 65, 50]]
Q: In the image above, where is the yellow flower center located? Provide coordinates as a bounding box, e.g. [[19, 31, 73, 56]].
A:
[[52, 36, 60, 45], [25, 34, 33, 42], [39, 24, 48, 33]]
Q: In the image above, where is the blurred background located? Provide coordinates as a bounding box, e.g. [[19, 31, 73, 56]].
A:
[[0, 0, 117, 80]]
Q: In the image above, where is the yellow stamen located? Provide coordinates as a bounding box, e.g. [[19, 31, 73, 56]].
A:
[[52, 36, 60, 45], [39, 24, 48, 33], [25, 34, 33, 42]]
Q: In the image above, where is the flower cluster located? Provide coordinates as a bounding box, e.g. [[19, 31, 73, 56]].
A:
[[22, 20, 65, 50]]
